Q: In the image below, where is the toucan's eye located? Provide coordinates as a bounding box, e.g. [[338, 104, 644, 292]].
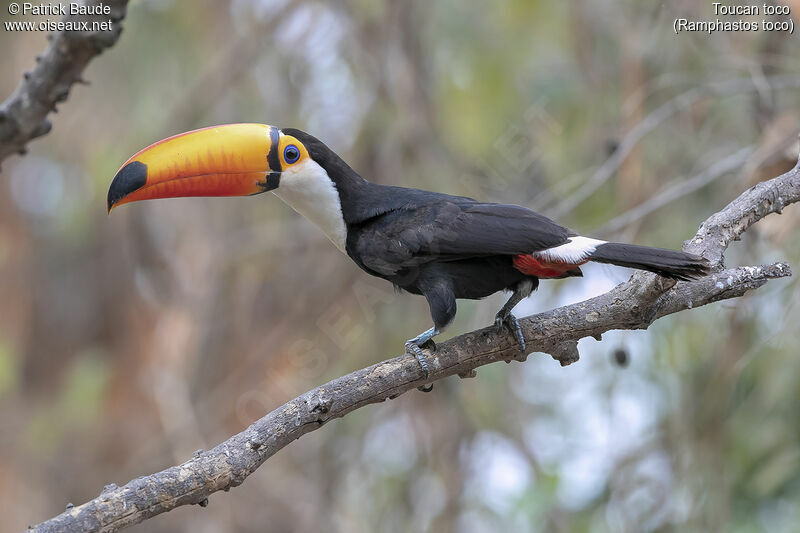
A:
[[284, 145, 300, 164]]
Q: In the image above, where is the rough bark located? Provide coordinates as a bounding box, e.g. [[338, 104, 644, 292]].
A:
[[0, 0, 129, 165], [28, 156, 799, 531]]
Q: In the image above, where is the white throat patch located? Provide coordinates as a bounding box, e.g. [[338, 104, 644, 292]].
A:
[[272, 158, 348, 253]]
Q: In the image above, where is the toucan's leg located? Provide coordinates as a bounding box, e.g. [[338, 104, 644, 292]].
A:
[[495, 279, 537, 352], [405, 279, 456, 392], [405, 327, 440, 390]]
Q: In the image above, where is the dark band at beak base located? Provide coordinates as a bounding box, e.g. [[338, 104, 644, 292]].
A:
[[258, 126, 282, 191], [259, 171, 281, 192]]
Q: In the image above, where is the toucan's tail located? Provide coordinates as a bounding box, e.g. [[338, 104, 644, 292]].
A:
[[520, 236, 710, 281], [590, 242, 709, 281]]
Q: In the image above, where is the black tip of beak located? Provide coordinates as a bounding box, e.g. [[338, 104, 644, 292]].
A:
[[107, 161, 147, 212]]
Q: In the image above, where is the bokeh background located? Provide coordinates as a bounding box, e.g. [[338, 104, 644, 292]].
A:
[[2, 1, 800, 531]]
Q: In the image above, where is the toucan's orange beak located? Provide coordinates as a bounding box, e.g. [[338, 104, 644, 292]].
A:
[[107, 123, 282, 212]]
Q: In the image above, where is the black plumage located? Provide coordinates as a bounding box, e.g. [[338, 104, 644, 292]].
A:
[[285, 128, 573, 331]]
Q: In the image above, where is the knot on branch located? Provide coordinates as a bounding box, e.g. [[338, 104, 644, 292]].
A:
[[547, 340, 580, 366], [307, 392, 334, 424]]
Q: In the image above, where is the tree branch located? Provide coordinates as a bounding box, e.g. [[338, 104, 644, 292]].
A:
[[0, 0, 129, 165], [29, 157, 799, 532]]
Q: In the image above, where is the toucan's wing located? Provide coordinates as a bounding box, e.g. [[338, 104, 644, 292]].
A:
[[352, 199, 573, 276]]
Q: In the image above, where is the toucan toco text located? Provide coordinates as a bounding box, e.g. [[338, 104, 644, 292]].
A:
[[108, 124, 710, 387]]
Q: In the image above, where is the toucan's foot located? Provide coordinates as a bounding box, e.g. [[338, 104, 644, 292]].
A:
[[405, 342, 430, 378], [495, 312, 526, 352], [405, 339, 434, 392], [405, 326, 441, 392]]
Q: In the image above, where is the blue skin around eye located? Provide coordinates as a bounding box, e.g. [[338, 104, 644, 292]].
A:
[[284, 145, 300, 164]]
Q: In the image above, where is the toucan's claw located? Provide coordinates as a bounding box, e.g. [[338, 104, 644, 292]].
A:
[[404, 341, 433, 392], [495, 313, 526, 352]]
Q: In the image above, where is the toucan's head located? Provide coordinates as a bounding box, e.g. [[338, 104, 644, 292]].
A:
[[107, 124, 328, 212], [107, 124, 358, 251]]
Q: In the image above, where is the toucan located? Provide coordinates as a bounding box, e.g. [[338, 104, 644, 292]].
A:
[[108, 124, 709, 387]]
